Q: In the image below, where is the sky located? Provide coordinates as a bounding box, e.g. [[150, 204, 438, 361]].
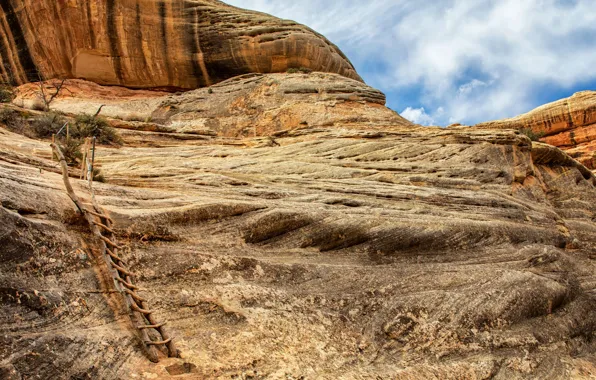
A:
[[225, 0, 596, 126]]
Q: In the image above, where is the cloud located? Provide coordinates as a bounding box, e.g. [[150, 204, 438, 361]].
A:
[[400, 107, 435, 126], [225, 0, 596, 125]]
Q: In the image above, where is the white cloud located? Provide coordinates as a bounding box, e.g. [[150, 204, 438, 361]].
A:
[[225, 0, 596, 125], [458, 79, 488, 96], [400, 107, 435, 126]]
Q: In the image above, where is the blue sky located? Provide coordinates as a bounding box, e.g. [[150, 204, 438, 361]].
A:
[[226, 0, 596, 126]]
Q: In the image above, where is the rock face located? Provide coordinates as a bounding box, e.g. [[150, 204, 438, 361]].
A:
[[13, 72, 409, 138], [2, 78, 596, 377], [3, 1, 596, 378], [0, 0, 360, 89], [475, 91, 596, 169]]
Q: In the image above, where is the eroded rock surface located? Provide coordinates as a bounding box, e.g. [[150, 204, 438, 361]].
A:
[[2, 105, 596, 378], [475, 91, 596, 169], [0, 0, 360, 89], [13, 73, 409, 138]]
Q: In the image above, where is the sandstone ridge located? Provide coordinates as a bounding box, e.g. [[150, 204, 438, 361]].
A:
[[13, 73, 411, 139], [475, 91, 596, 169], [0, 0, 361, 89]]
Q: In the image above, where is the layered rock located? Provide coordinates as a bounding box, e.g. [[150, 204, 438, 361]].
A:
[[2, 99, 596, 377], [13, 72, 410, 138], [475, 91, 596, 169], [0, 0, 360, 89]]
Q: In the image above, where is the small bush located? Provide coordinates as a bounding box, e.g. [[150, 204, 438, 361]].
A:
[[31, 112, 67, 138], [0, 107, 27, 135], [0, 85, 14, 103], [72, 114, 122, 145], [92, 168, 105, 183], [208, 88, 214, 94], [0, 107, 17, 124], [30, 99, 46, 111], [520, 128, 545, 142], [59, 138, 83, 166]]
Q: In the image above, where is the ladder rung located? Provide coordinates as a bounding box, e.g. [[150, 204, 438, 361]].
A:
[[124, 288, 147, 302], [112, 261, 134, 277], [137, 322, 166, 329], [106, 248, 127, 266], [92, 221, 115, 234], [86, 208, 112, 220], [99, 235, 122, 249], [131, 303, 154, 314], [145, 338, 172, 346], [116, 277, 139, 290]]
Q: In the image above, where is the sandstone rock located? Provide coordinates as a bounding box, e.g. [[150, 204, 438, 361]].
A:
[[475, 91, 596, 169], [0, 0, 360, 89], [13, 73, 411, 138], [2, 108, 596, 378], [2, 0, 596, 377]]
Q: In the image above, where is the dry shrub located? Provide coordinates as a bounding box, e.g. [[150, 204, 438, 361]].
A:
[[72, 114, 122, 145], [0, 85, 14, 103], [520, 128, 545, 142], [31, 112, 67, 138]]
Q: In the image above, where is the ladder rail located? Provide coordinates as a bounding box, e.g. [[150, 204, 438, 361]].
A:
[[51, 143, 179, 362]]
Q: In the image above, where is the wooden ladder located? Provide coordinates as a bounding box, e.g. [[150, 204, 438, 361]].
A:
[[51, 142, 179, 363]]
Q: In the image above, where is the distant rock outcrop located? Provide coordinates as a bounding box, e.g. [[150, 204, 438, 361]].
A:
[[475, 91, 596, 169], [0, 0, 361, 89]]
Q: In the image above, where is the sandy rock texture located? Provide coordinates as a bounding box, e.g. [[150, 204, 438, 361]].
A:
[[0, 0, 360, 89], [13, 72, 410, 138], [475, 91, 596, 169], [2, 96, 596, 378]]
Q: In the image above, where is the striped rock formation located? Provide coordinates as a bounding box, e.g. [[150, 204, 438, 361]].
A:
[[0, 0, 360, 89], [475, 91, 596, 170], [13, 72, 410, 138]]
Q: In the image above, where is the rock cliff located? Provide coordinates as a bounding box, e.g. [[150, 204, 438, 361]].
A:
[[0, 0, 360, 89], [2, 75, 596, 377], [475, 91, 596, 169], [2, 1, 596, 379]]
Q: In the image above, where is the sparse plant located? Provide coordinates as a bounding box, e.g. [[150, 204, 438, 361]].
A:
[[0, 84, 14, 103], [0, 107, 17, 124], [31, 112, 67, 138], [0, 107, 28, 135], [520, 128, 545, 142], [34, 77, 69, 111], [72, 114, 122, 145], [30, 100, 46, 111], [59, 137, 83, 166], [92, 168, 106, 183], [208, 88, 214, 94]]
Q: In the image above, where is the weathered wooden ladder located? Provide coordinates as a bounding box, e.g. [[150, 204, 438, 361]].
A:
[[51, 142, 179, 363]]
